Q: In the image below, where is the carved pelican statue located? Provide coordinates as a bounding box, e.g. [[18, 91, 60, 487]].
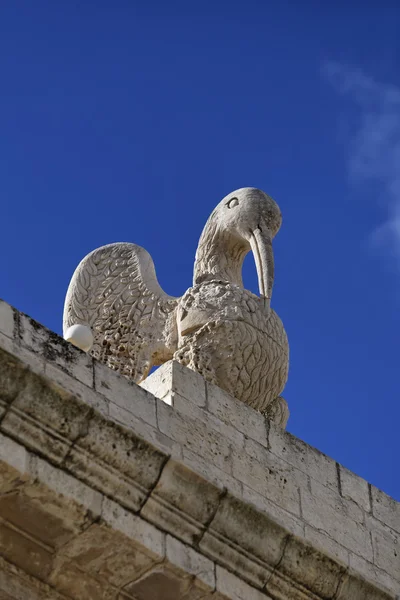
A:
[[63, 187, 289, 425]]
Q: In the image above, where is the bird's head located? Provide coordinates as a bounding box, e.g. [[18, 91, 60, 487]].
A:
[[195, 187, 282, 304]]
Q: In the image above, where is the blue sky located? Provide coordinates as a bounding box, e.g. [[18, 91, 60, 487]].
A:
[[1, 2, 399, 501]]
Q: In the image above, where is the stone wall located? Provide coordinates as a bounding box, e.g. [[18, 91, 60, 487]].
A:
[[0, 298, 399, 599]]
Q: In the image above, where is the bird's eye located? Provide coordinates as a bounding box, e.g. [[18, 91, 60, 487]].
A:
[[227, 197, 239, 209]]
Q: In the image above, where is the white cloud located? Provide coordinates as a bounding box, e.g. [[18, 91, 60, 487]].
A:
[[323, 62, 400, 259]]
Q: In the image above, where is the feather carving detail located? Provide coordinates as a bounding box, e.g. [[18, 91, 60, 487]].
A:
[[63, 242, 178, 382], [63, 188, 289, 426]]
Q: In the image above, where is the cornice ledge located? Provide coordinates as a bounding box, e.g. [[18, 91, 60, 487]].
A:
[[0, 347, 395, 600]]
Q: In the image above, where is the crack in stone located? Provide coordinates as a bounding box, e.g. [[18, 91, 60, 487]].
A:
[[332, 570, 347, 600], [60, 409, 95, 470], [263, 533, 291, 590], [263, 416, 271, 451], [193, 487, 228, 549], [336, 462, 343, 498], [368, 482, 374, 515], [138, 454, 171, 514]]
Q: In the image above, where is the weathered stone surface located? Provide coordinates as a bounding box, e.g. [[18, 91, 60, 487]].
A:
[[95, 358, 158, 427], [369, 517, 400, 576], [200, 493, 288, 588], [65, 412, 168, 512], [272, 537, 346, 598], [349, 552, 400, 597], [124, 566, 191, 600], [157, 399, 242, 474], [44, 361, 108, 416], [303, 524, 350, 566], [166, 535, 215, 590], [337, 573, 395, 600], [0, 300, 14, 338], [300, 481, 374, 562], [49, 558, 116, 600], [339, 464, 371, 511], [57, 523, 155, 588], [19, 311, 94, 388], [141, 360, 207, 408], [206, 379, 268, 446], [232, 438, 303, 516], [63, 188, 289, 417], [141, 460, 222, 544], [0, 301, 398, 599], [0, 432, 29, 477], [0, 555, 69, 600], [371, 484, 400, 534], [269, 425, 338, 490], [242, 484, 305, 537], [215, 566, 271, 600]]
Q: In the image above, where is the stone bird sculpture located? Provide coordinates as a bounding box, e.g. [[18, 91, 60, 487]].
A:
[[63, 187, 289, 426]]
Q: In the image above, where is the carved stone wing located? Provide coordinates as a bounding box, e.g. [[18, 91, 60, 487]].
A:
[[63, 242, 179, 383]]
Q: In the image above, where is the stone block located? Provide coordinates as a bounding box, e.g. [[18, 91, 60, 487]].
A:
[[95, 360, 157, 427], [0, 331, 14, 357], [30, 455, 103, 518], [0, 347, 31, 405], [337, 572, 396, 600], [0, 555, 67, 600], [201, 493, 287, 589], [167, 391, 248, 458], [0, 436, 30, 495], [308, 476, 365, 522], [300, 483, 373, 561], [123, 565, 191, 600], [349, 553, 400, 597], [268, 424, 338, 490], [49, 558, 116, 600], [273, 536, 346, 599], [0, 519, 53, 581], [44, 361, 108, 416], [1, 408, 72, 466], [241, 484, 305, 537], [101, 497, 165, 558], [59, 523, 156, 588], [0, 300, 15, 338], [1, 369, 92, 464], [65, 412, 167, 512], [369, 517, 400, 579], [303, 525, 350, 566], [157, 400, 241, 473], [140, 362, 173, 400], [0, 432, 29, 475], [339, 464, 371, 512], [8, 341, 46, 377], [371, 485, 400, 535], [19, 312, 94, 388], [182, 447, 243, 497], [215, 566, 270, 600], [166, 535, 215, 590], [206, 381, 268, 446], [231, 438, 302, 516], [0, 489, 78, 550], [141, 361, 206, 408], [141, 460, 221, 544], [109, 400, 182, 459], [162, 391, 207, 423]]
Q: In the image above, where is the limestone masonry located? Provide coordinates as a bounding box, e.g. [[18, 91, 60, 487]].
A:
[[0, 298, 399, 599]]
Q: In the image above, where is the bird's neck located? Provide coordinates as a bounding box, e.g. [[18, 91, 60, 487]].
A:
[[193, 228, 248, 287]]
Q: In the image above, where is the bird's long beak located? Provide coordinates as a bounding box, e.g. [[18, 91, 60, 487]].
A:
[[249, 225, 274, 309]]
